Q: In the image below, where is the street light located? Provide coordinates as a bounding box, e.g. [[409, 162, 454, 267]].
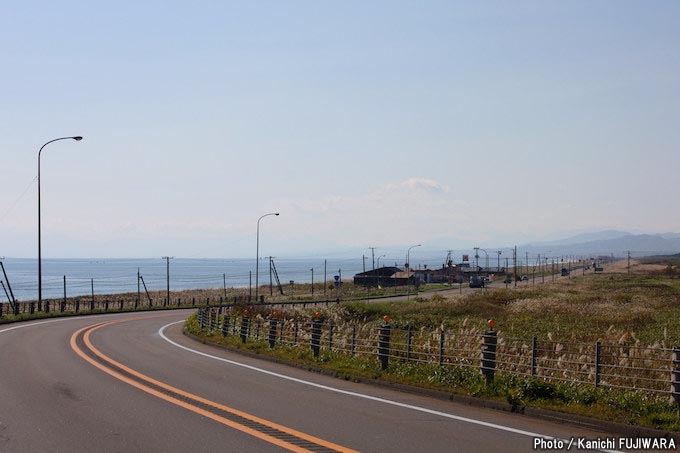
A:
[[38, 136, 83, 310], [376, 254, 386, 269], [406, 244, 421, 271], [376, 254, 386, 288], [406, 244, 421, 301], [478, 248, 489, 271], [255, 212, 279, 303]]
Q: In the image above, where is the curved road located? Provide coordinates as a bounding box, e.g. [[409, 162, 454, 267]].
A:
[[0, 311, 622, 452]]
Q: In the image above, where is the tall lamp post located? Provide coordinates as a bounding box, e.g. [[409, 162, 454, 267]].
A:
[[376, 254, 386, 269], [376, 254, 386, 288], [255, 212, 279, 303], [38, 136, 83, 310], [406, 244, 421, 301], [478, 248, 489, 271]]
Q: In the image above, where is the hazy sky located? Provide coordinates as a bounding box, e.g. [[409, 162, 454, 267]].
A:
[[2, 1, 679, 259]]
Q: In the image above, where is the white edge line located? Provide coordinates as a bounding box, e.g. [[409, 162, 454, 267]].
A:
[[159, 320, 622, 453], [0, 317, 76, 334]]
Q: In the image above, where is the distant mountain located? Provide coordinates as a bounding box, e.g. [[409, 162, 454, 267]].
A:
[[522, 232, 680, 257], [525, 230, 631, 247]]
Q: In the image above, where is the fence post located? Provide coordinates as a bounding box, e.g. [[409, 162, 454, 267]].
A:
[[378, 316, 391, 370], [595, 341, 601, 388], [672, 347, 680, 417], [407, 326, 413, 361], [240, 315, 250, 343], [199, 308, 205, 329], [45, 300, 50, 313], [30, 302, 35, 314], [531, 336, 537, 377], [311, 316, 322, 358], [481, 329, 498, 384], [268, 318, 278, 348], [439, 330, 445, 366], [294, 320, 299, 345], [222, 314, 230, 336]]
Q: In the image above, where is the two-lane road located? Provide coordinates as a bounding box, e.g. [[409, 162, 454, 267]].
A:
[[0, 311, 622, 452]]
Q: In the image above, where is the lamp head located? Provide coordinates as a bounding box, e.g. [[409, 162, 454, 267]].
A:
[[73, 136, 83, 141]]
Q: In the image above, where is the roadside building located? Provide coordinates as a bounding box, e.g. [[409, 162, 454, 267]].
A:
[[353, 267, 416, 287]]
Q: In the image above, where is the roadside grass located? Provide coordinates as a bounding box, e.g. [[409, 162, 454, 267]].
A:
[[184, 259, 680, 432], [341, 270, 680, 344], [185, 312, 680, 432]]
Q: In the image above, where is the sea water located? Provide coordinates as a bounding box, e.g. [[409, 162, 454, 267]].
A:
[[0, 257, 374, 302]]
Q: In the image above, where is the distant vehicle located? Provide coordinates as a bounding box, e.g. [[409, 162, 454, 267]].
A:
[[469, 275, 485, 288], [503, 276, 512, 284], [483, 277, 491, 284], [561, 268, 570, 276], [594, 266, 604, 272], [521, 275, 529, 281]]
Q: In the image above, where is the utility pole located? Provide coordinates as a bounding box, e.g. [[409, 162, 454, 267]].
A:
[[223, 273, 227, 298], [497, 251, 501, 272], [0, 259, 17, 309], [552, 259, 555, 282], [505, 257, 509, 288], [513, 246, 517, 287], [324, 259, 327, 296], [137, 268, 140, 308], [162, 256, 173, 306], [525, 251, 529, 276], [369, 247, 376, 270], [311, 268, 314, 297], [627, 251, 631, 274], [268, 256, 274, 296]]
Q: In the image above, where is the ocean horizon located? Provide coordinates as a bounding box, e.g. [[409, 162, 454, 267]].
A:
[[0, 256, 416, 302]]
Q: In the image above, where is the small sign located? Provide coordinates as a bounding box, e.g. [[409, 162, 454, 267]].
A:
[[463, 254, 469, 262], [334, 275, 340, 281]]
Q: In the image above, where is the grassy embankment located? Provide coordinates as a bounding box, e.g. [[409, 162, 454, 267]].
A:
[[186, 258, 680, 432]]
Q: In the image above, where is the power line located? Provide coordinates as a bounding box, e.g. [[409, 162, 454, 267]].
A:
[[0, 176, 37, 223]]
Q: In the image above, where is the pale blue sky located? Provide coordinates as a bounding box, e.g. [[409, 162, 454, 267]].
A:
[[1, 1, 679, 258]]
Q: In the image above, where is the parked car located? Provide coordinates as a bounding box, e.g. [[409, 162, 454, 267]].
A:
[[469, 275, 485, 288], [503, 276, 512, 284], [521, 275, 529, 281]]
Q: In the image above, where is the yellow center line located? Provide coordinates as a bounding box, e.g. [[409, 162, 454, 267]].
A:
[[70, 319, 359, 453]]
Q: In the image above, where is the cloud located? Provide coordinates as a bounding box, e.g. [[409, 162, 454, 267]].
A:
[[386, 177, 449, 193], [269, 178, 470, 249]]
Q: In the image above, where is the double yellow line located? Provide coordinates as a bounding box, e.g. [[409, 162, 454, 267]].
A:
[[71, 319, 358, 453]]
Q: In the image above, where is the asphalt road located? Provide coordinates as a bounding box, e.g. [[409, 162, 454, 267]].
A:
[[0, 311, 627, 452]]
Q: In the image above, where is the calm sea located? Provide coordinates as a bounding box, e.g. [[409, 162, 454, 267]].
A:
[[0, 257, 377, 302]]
